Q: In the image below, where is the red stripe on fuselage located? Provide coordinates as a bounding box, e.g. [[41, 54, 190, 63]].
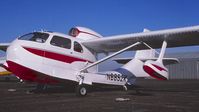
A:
[[23, 47, 93, 63]]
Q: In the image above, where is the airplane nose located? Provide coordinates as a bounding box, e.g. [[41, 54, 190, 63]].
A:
[[5, 39, 38, 81], [6, 39, 21, 63]]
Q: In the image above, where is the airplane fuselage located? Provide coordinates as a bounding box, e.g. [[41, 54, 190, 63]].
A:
[[5, 32, 97, 84]]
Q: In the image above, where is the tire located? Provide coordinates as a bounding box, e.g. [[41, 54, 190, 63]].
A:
[[76, 85, 87, 96]]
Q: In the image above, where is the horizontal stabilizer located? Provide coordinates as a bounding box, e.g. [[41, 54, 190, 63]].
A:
[[113, 58, 179, 65]]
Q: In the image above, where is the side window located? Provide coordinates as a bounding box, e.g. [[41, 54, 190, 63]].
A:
[[50, 36, 71, 49], [74, 41, 83, 53]]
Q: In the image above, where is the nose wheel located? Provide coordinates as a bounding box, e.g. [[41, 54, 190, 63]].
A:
[[76, 85, 87, 96]]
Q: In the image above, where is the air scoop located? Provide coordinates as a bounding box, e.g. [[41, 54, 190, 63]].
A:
[[68, 27, 103, 40]]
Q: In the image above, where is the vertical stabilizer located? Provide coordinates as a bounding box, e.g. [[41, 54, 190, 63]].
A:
[[157, 41, 167, 63], [143, 41, 169, 80]]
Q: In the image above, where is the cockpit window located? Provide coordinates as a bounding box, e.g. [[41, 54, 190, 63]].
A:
[[74, 41, 83, 53], [18, 32, 49, 43], [50, 36, 71, 49]]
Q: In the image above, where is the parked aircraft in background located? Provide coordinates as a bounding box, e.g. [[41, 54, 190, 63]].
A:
[[0, 67, 12, 76], [0, 25, 199, 96], [0, 57, 12, 76]]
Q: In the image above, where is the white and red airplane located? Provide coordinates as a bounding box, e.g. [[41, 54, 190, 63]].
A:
[[0, 25, 199, 96]]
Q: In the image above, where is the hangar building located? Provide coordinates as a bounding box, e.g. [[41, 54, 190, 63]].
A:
[[166, 52, 199, 79]]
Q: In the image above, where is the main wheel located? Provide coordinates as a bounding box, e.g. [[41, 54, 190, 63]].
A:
[[76, 85, 87, 96]]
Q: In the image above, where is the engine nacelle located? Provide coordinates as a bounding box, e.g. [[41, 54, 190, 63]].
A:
[[68, 27, 102, 40], [143, 60, 168, 80]]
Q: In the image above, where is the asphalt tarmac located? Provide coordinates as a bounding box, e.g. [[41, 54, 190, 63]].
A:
[[0, 76, 199, 112]]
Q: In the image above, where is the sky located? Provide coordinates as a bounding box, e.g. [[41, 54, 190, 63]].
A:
[[0, 0, 199, 70]]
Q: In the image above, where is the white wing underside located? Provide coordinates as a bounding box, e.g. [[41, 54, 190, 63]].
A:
[[82, 25, 199, 53]]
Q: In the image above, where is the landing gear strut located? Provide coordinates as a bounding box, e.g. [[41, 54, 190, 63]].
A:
[[76, 85, 87, 96]]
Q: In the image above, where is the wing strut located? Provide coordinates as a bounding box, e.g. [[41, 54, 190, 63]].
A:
[[80, 42, 141, 72]]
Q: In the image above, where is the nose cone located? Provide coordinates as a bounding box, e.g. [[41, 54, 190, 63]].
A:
[[6, 40, 21, 63], [5, 39, 37, 81], [5, 39, 22, 73], [3, 39, 20, 71]]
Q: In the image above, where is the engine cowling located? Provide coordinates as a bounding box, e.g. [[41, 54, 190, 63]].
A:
[[68, 27, 102, 40]]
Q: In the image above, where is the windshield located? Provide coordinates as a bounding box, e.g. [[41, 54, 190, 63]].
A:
[[18, 32, 49, 43]]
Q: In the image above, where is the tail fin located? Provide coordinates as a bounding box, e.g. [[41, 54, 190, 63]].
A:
[[157, 41, 167, 63], [143, 41, 168, 80], [103, 41, 168, 85], [115, 41, 168, 85]]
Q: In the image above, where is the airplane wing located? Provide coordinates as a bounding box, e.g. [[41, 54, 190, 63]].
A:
[[82, 25, 199, 53], [0, 43, 10, 52]]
